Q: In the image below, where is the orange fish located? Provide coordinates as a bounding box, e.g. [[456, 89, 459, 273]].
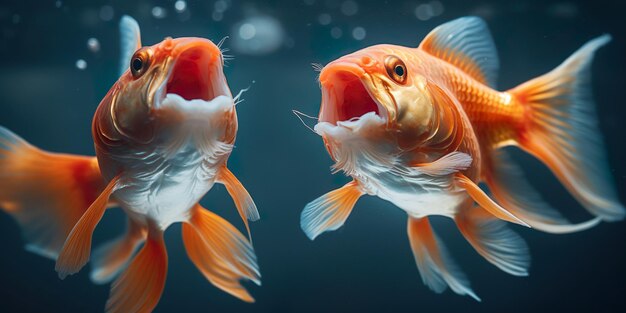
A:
[[0, 16, 259, 311], [301, 16, 624, 300]]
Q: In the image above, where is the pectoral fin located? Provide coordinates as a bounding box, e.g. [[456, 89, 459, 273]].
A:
[[55, 174, 121, 279], [300, 180, 363, 240], [217, 166, 259, 239], [455, 173, 530, 227]]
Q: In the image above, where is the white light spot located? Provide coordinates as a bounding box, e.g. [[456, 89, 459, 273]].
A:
[[87, 38, 100, 53], [239, 23, 257, 40], [232, 15, 285, 55], [76, 59, 87, 70], [152, 6, 166, 19], [318, 13, 332, 25], [330, 27, 343, 39], [352, 26, 366, 40], [175, 0, 187, 12], [341, 0, 359, 16], [415, 4, 434, 21]]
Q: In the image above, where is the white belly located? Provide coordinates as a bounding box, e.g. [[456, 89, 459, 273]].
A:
[[356, 165, 467, 219], [112, 140, 231, 229]]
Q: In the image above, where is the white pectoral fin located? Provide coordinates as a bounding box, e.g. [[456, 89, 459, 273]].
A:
[[300, 180, 364, 240], [119, 15, 142, 76], [415, 152, 473, 176]]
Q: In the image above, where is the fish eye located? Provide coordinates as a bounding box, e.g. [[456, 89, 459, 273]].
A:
[[384, 55, 407, 84], [130, 48, 152, 78]]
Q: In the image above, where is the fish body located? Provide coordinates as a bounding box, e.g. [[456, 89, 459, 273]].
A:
[[302, 17, 624, 300], [1, 16, 259, 312]]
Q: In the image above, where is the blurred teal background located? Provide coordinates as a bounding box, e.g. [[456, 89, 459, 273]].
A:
[[0, 0, 625, 312]]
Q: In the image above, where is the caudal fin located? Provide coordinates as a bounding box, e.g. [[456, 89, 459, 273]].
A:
[[0, 126, 106, 259], [508, 35, 625, 221]]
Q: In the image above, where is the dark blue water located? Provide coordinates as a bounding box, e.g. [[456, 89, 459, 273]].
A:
[[0, 0, 625, 312]]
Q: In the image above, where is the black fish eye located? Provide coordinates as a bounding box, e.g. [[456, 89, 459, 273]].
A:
[[384, 55, 408, 84], [130, 48, 152, 78], [394, 65, 404, 77], [132, 58, 143, 72]]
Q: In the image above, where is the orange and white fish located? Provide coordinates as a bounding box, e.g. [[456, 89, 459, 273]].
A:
[[0, 16, 260, 311], [301, 16, 624, 300]]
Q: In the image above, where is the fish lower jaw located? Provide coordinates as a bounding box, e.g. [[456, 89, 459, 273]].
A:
[[158, 93, 234, 119]]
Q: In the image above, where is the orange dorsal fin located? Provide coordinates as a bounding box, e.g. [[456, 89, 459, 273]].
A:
[[106, 228, 168, 313], [182, 204, 260, 302], [55, 174, 121, 279], [419, 16, 499, 87]]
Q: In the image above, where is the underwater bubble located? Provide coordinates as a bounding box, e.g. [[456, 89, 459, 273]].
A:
[[55, 1, 62, 8], [341, 0, 359, 16], [175, 0, 187, 13], [212, 11, 223, 21], [232, 15, 285, 55], [318, 13, 332, 25], [352, 26, 366, 40], [152, 6, 167, 19], [75, 59, 87, 70], [214, 0, 228, 13], [330, 26, 343, 39], [415, 3, 434, 21], [99, 5, 114, 21], [429, 1, 444, 16], [87, 38, 100, 53], [547, 2, 578, 18]]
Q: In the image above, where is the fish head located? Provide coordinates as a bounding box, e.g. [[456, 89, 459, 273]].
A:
[[318, 44, 463, 159], [101, 37, 236, 145]]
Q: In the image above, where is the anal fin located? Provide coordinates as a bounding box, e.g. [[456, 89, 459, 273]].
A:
[[90, 218, 146, 284], [456, 203, 530, 276], [182, 204, 260, 302], [106, 227, 168, 313], [408, 216, 480, 301]]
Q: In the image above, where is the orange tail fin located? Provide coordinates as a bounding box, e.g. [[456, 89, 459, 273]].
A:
[[106, 228, 168, 313], [0, 126, 106, 259], [508, 35, 625, 222], [182, 204, 260, 302]]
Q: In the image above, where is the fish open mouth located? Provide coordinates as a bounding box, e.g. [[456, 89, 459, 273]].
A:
[[164, 45, 229, 103], [319, 68, 384, 125]]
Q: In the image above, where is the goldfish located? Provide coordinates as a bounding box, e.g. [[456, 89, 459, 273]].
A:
[[301, 16, 624, 300], [0, 16, 260, 312]]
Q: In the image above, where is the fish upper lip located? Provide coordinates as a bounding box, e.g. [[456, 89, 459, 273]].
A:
[[318, 61, 387, 125], [154, 39, 230, 108]]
